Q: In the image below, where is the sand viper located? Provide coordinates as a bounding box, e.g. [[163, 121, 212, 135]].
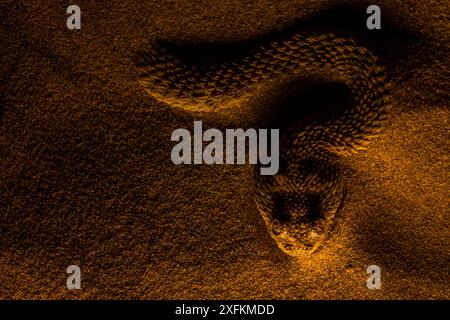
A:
[[137, 32, 390, 257]]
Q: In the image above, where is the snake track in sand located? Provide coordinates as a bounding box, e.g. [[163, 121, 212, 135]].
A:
[[137, 32, 390, 257]]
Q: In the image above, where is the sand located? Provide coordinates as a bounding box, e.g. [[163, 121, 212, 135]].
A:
[[0, 0, 448, 299]]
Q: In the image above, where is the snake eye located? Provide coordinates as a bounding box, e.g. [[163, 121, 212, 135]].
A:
[[272, 219, 285, 236]]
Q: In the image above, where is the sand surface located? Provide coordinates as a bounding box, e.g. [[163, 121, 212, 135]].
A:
[[0, 0, 448, 299]]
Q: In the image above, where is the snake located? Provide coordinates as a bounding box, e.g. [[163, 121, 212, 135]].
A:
[[136, 31, 390, 257]]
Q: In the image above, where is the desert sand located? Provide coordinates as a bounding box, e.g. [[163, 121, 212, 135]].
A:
[[0, 0, 448, 299]]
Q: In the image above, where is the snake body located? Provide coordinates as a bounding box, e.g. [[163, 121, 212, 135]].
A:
[[137, 32, 390, 256]]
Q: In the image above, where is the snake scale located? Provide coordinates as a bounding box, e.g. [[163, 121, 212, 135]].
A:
[[137, 32, 390, 257]]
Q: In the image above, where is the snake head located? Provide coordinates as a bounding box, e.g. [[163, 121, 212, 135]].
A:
[[255, 154, 344, 256]]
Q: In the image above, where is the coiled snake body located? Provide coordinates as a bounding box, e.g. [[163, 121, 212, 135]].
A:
[[137, 32, 390, 256]]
